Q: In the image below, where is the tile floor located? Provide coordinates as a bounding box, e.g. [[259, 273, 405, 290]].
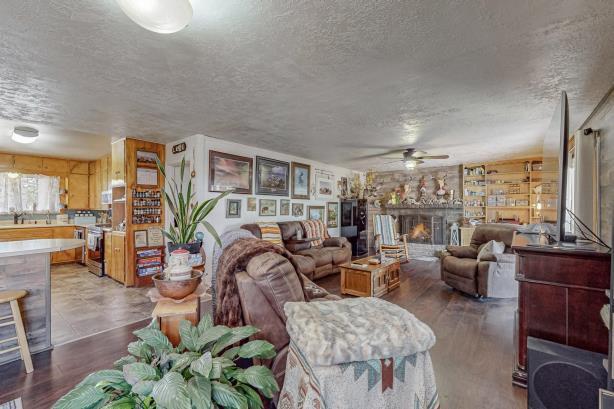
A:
[[51, 263, 153, 345]]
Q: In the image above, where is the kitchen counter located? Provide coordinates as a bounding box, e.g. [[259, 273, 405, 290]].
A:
[[0, 238, 85, 366], [0, 223, 90, 229]]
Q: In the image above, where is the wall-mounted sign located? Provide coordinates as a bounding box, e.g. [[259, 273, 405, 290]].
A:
[[172, 142, 187, 154]]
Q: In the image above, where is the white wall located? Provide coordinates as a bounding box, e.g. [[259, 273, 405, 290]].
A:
[[165, 134, 358, 282]]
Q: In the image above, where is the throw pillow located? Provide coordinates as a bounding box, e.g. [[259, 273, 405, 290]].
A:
[[477, 239, 506, 261], [256, 222, 284, 248], [301, 220, 329, 247]]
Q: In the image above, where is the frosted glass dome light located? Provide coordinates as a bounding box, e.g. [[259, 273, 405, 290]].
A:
[[116, 0, 193, 34]]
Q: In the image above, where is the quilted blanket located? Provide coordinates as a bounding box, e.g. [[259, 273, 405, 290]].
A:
[[280, 298, 439, 409]]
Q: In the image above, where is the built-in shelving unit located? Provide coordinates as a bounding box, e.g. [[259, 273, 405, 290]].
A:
[[463, 158, 558, 225]]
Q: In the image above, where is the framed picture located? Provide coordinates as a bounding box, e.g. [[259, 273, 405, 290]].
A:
[[256, 156, 290, 196], [327, 202, 339, 228], [134, 230, 148, 248], [315, 175, 334, 200], [226, 199, 242, 218], [209, 150, 253, 194], [247, 197, 257, 212], [147, 228, 164, 247], [136, 150, 158, 164], [280, 199, 290, 216], [307, 205, 325, 222], [291, 162, 311, 199], [292, 203, 304, 217], [259, 199, 277, 216]]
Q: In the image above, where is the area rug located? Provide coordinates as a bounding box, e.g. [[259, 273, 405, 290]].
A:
[[0, 397, 23, 409]]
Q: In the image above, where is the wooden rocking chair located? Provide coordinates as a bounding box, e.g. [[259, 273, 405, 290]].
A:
[[373, 214, 409, 262]]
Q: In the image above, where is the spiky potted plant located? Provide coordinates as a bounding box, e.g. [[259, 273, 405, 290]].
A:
[[53, 317, 279, 409]]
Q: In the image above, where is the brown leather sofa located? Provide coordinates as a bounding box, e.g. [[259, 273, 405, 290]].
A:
[[242, 221, 352, 280], [235, 251, 340, 393], [440, 223, 519, 298]]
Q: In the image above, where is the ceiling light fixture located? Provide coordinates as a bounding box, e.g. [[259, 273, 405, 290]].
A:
[[404, 160, 418, 169], [116, 0, 193, 34], [12, 126, 39, 144], [7, 172, 19, 179]]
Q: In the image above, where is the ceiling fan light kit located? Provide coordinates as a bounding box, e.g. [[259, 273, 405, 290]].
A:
[[116, 0, 193, 34]]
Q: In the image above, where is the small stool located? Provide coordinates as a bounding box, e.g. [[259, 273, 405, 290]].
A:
[[0, 290, 33, 373]]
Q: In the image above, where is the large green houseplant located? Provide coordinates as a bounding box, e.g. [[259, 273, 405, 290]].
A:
[[53, 317, 279, 409], [156, 157, 230, 253]]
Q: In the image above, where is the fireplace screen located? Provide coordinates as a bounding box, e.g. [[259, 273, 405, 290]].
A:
[[398, 215, 444, 245]]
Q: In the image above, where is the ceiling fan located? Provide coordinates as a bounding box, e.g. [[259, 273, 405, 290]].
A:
[[359, 147, 450, 169]]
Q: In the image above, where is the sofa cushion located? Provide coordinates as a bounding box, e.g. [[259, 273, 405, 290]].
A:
[[443, 256, 478, 279], [246, 252, 305, 320], [296, 248, 333, 267], [301, 220, 329, 247], [445, 245, 478, 259], [289, 254, 316, 278], [322, 247, 350, 265]]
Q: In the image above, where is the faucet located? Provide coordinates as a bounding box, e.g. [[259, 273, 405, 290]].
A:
[[12, 211, 24, 225]]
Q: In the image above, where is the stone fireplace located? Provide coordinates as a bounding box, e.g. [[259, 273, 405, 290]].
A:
[[381, 205, 463, 259]]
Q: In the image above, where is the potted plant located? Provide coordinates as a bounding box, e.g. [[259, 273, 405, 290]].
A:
[[53, 317, 279, 409], [156, 157, 230, 255]]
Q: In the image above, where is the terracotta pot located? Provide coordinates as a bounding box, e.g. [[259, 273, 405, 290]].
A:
[[153, 270, 203, 300]]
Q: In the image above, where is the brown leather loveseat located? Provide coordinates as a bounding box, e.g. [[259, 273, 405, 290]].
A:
[[235, 251, 340, 393], [242, 221, 351, 280], [440, 223, 519, 298]]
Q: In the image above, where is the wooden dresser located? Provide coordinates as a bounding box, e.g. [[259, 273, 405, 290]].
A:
[[512, 233, 611, 387]]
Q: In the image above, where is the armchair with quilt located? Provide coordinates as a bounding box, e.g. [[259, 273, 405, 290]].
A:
[[440, 223, 519, 298]]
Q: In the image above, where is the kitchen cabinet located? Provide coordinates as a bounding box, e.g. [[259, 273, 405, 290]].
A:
[[104, 231, 113, 278], [69, 160, 89, 175], [0, 153, 14, 170], [13, 155, 42, 171], [68, 173, 89, 209], [0, 226, 82, 264], [108, 232, 126, 284], [42, 157, 69, 173], [111, 141, 125, 187]]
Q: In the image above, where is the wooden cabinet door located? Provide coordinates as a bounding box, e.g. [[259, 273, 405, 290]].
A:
[[111, 233, 125, 284], [387, 264, 400, 291], [68, 173, 89, 209], [51, 227, 76, 263], [100, 156, 109, 192], [104, 232, 113, 278], [42, 158, 69, 174], [372, 268, 388, 297]]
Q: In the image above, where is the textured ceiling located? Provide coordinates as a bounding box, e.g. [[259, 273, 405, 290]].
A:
[[0, 0, 613, 168]]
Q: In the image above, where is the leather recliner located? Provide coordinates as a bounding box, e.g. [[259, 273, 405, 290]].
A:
[[242, 221, 352, 280], [440, 223, 519, 298], [234, 251, 340, 393]]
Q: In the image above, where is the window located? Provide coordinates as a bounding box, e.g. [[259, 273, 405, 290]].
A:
[[0, 173, 61, 213]]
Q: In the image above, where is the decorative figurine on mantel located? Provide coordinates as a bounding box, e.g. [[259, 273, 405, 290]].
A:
[[418, 176, 428, 201], [434, 174, 447, 198]]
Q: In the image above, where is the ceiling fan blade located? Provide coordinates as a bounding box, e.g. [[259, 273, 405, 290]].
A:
[[351, 148, 408, 161], [408, 149, 427, 158], [415, 154, 450, 160], [383, 159, 404, 164]]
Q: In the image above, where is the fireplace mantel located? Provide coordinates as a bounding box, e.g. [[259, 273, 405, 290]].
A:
[[383, 204, 463, 210]]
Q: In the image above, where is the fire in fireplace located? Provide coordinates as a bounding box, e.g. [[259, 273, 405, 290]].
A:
[[411, 223, 430, 242]]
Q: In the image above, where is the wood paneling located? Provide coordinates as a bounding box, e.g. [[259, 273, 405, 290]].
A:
[[111, 141, 125, 187], [0, 153, 15, 170]]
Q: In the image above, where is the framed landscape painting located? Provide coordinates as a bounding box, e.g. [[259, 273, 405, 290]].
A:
[[315, 175, 334, 200], [327, 202, 338, 228], [280, 199, 290, 216], [307, 205, 325, 222], [256, 156, 290, 196], [259, 199, 277, 216], [291, 162, 311, 199], [209, 150, 253, 194], [247, 197, 257, 212], [292, 203, 304, 217]]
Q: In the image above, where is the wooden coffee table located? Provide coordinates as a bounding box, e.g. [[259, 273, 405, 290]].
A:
[[340, 257, 401, 298]]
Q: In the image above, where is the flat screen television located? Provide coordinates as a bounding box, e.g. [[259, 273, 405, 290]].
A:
[[541, 91, 569, 242]]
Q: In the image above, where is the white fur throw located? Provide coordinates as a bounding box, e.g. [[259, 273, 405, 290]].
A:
[[284, 297, 436, 366]]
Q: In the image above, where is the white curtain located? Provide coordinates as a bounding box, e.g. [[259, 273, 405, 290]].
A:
[[0, 173, 61, 213]]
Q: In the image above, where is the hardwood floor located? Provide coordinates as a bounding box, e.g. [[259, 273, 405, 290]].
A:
[[317, 259, 527, 409], [0, 260, 526, 409]]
